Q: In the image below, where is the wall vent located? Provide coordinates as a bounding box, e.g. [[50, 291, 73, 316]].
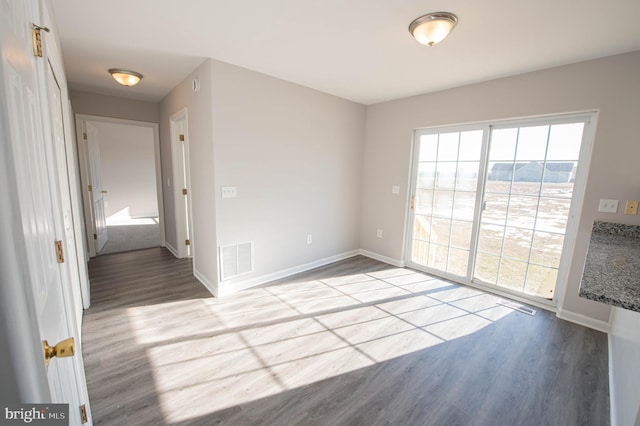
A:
[[219, 241, 253, 281]]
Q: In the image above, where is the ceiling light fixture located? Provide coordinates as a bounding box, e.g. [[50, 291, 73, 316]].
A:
[[108, 68, 143, 86], [409, 12, 458, 46]]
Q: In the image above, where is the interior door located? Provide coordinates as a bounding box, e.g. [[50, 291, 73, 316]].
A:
[[1, 0, 90, 423], [86, 122, 108, 252], [171, 110, 192, 258]]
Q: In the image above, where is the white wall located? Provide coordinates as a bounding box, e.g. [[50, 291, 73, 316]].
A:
[[91, 121, 158, 219], [209, 59, 365, 293], [609, 307, 640, 426], [70, 90, 159, 123], [361, 51, 640, 324], [160, 59, 218, 293]]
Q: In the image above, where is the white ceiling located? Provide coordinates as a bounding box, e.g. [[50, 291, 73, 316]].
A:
[[51, 0, 640, 105]]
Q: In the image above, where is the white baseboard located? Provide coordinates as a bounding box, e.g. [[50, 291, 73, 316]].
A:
[[358, 249, 405, 267], [194, 268, 218, 297], [556, 308, 611, 333], [218, 250, 361, 296], [165, 242, 180, 259]]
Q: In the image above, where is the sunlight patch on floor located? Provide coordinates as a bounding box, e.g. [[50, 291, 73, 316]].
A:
[[125, 268, 525, 423]]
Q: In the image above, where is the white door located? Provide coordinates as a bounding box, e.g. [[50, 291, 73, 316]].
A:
[[86, 122, 108, 252], [1, 0, 91, 423], [170, 109, 193, 258]]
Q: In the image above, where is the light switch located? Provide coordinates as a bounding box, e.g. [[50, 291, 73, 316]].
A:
[[221, 186, 237, 198], [598, 199, 618, 213], [392, 185, 400, 194]]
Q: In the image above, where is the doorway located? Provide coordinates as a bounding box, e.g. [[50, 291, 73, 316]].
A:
[[169, 108, 193, 259], [406, 113, 595, 306], [76, 115, 165, 256]]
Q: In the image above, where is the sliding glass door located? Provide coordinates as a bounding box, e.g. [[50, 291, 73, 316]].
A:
[[407, 115, 592, 303]]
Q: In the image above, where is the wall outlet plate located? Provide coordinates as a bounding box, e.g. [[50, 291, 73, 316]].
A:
[[598, 199, 618, 213], [625, 200, 639, 215]]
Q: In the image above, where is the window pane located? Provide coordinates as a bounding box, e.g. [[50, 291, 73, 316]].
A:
[[486, 166, 512, 193], [415, 189, 434, 215], [428, 243, 448, 270], [435, 162, 457, 189], [437, 132, 459, 161], [536, 198, 571, 233], [511, 179, 541, 195], [412, 240, 429, 265], [481, 193, 509, 225], [414, 215, 432, 243], [525, 265, 557, 299], [502, 227, 533, 261], [430, 217, 452, 244], [433, 190, 454, 218], [506, 195, 538, 229], [477, 224, 504, 256], [419, 134, 438, 161], [515, 125, 548, 161], [452, 192, 476, 221], [450, 220, 472, 249], [547, 123, 584, 161], [447, 248, 469, 277], [475, 253, 500, 284], [497, 258, 527, 292], [489, 128, 517, 161], [531, 231, 564, 268], [417, 162, 436, 189], [542, 178, 574, 198], [456, 162, 479, 191], [458, 130, 483, 161]]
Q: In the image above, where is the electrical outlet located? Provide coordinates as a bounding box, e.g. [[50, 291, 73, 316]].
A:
[[221, 186, 237, 198], [625, 200, 639, 215], [392, 185, 400, 194], [306, 234, 312, 244], [376, 229, 383, 238], [598, 199, 618, 213]]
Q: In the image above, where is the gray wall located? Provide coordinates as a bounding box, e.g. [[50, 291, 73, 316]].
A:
[[70, 90, 160, 123], [160, 59, 218, 292], [209, 59, 365, 293], [160, 58, 365, 295], [361, 51, 640, 323]]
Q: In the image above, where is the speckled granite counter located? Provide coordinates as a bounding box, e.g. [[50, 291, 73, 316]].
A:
[[579, 221, 640, 312]]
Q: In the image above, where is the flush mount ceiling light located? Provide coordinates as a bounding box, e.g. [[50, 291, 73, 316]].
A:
[[409, 12, 458, 46], [108, 68, 143, 86]]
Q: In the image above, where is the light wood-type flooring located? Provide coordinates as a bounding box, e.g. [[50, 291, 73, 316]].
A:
[[83, 248, 609, 425]]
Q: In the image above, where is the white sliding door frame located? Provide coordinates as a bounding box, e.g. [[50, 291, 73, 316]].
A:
[[405, 111, 598, 310]]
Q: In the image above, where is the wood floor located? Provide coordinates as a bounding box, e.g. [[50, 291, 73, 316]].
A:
[[83, 248, 609, 425]]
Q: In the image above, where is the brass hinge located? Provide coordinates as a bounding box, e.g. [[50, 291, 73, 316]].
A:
[[79, 404, 88, 424], [411, 194, 415, 209], [88, 184, 92, 192], [179, 134, 185, 142], [31, 24, 49, 57], [93, 233, 97, 240], [83, 132, 87, 140], [185, 239, 190, 246], [55, 241, 64, 263], [182, 188, 188, 195]]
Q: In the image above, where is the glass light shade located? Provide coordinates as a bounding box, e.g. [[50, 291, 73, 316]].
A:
[[409, 12, 458, 46], [108, 69, 142, 86]]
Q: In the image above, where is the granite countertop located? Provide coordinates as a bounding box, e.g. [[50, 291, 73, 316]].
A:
[[579, 221, 640, 312]]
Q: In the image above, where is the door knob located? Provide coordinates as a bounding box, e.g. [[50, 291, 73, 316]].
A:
[[101, 190, 108, 194], [42, 337, 75, 367]]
